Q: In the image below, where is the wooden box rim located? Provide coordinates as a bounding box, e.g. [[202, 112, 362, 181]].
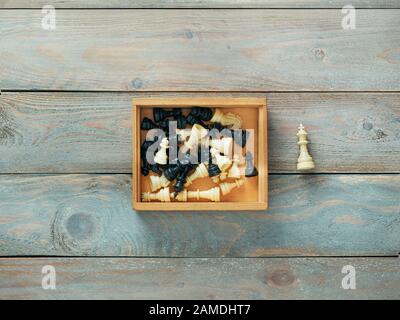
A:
[[132, 97, 268, 211]]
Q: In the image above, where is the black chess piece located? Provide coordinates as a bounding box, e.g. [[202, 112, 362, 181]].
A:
[[164, 164, 180, 181], [172, 153, 195, 196], [153, 108, 182, 123], [141, 140, 162, 175], [141, 117, 159, 130], [244, 151, 258, 177], [176, 115, 187, 129], [232, 129, 249, 148], [207, 154, 221, 179], [186, 112, 208, 128], [191, 107, 213, 121]]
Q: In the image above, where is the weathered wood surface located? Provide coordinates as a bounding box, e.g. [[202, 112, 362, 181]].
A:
[[1, 0, 398, 9], [0, 257, 399, 299], [1, 92, 399, 173], [0, 174, 399, 257], [1, 10, 399, 91]]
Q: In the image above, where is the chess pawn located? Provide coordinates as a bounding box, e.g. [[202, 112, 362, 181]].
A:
[[181, 124, 208, 153], [142, 187, 170, 202], [210, 109, 242, 129], [209, 137, 233, 155], [171, 190, 188, 202], [296, 124, 315, 170], [185, 163, 208, 187], [244, 152, 258, 177], [228, 154, 241, 179], [154, 137, 169, 164], [207, 162, 221, 184], [150, 174, 170, 192], [219, 179, 244, 196], [153, 108, 182, 123], [210, 147, 232, 172], [188, 187, 220, 202]]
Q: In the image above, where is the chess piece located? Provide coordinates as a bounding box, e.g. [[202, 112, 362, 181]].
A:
[[185, 163, 208, 187], [173, 163, 194, 196], [154, 137, 169, 165], [188, 187, 220, 202], [141, 117, 159, 130], [244, 152, 258, 177], [141, 139, 162, 175], [210, 109, 242, 129], [176, 115, 187, 129], [232, 129, 249, 148], [228, 154, 241, 179], [209, 136, 233, 155], [181, 124, 208, 153], [219, 172, 228, 181], [153, 108, 182, 123], [207, 161, 221, 184], [296, 124, 315, 170], [171, 190, 188, 202], [198, 145, 210, 164], [219, 179, 244, 196], [186, 112, 208, 128], [164, 164, 180, 181], [191, 107, 213, 121], [150, 174, 170, 192], [176, 128, 191, 142], [210, 147, 232, 172], [142, 187, 170, 202]]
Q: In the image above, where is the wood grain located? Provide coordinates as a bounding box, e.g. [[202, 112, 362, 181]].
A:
[[1, 10, 399, 91], [0, 174, 399, 257], [1, 0, 398, 9], [1, 92, 399, 173], [0, 257, 399, 299]]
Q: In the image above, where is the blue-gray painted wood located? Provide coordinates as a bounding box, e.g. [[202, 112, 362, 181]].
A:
[[1, 10, 399, 91], [0, 174, 398, 257], [1, 257, 399, 299], [1, 92, 399, 173]]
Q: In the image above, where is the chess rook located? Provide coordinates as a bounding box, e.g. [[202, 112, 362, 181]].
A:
[[188, 187, 220, 202], [296, 124, 315, 171], [219, 179, 245, 196], [142, 187, 171, 202], [150, 174, 170, 192]]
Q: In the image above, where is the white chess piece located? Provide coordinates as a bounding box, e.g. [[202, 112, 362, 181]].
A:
[[228, 154, 241, 179], [176, 129, 191, 141], [154, 137, 169, 164], [296, 124, 315, 171], [209, 136, 233, 155], [210, 147, 232, 172], [210, 109, 242, 129], [219, 179, 244, 196], [150, 174, 170, 192], [219, 172, 228, 181], [188, 187, 220, 202], [142, 187, 170, 202], [181, 124, 208, 153], [185, 163, 208, 187], [171, 190, 188, 202]]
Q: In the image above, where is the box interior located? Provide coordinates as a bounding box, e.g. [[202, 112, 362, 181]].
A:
[[138, 106, 260, 203]]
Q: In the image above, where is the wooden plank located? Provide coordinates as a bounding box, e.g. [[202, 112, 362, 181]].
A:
[[0, 174, 398, 257], [1, 10, 399, 91], [1, 92, 399, 173], [1, 1, 398, 9], [0, 257, 399, 299]]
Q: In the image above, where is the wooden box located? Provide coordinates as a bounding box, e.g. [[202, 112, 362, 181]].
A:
[[132, 97, 268, 211]]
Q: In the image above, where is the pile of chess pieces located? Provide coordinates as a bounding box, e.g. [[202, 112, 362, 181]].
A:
[[140, 107, 258, 202]]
